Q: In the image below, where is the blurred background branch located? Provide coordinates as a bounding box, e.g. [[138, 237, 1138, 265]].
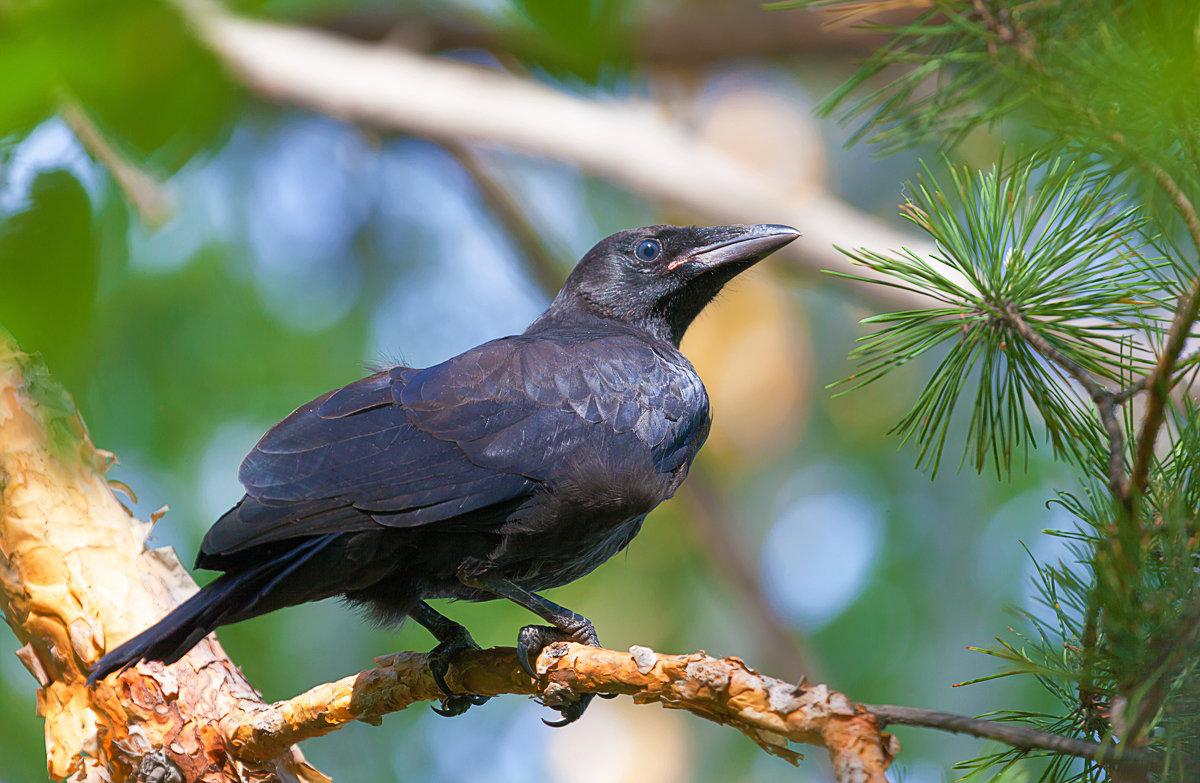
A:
[[307, 1, 913, 64], [57, 99, 176, 226], [179, 0, 938, 313]]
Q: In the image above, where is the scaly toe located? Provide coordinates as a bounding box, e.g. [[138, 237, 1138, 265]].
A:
[[542, 694, 595, 727], [425, 634, 488, 717]]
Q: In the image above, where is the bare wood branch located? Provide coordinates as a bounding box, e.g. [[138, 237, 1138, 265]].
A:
[[223, 642, 895, 781], [866, 704, 1155, 769], [999, 303, 1131, 505]]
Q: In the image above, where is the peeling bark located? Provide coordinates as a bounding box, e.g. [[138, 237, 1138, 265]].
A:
[[0, 336, 323, 783], [225, 644, 896, 781]]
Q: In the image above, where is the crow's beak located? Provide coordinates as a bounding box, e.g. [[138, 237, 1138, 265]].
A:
[[670, 224, 801, 270]]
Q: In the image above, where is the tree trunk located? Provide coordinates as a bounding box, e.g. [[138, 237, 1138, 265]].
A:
[[0, 333, 325, 783]]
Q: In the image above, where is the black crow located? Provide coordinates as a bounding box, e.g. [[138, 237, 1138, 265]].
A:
[[89, 223, 800, 724]]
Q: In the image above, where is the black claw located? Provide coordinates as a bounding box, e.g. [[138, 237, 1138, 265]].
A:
[[430, 660, 454, 697], [516, 624, 560, 680], [542, 694, 596, 727], [515, 621, 604, 725], [431, 701, 462, 718], [430, 692, 489, 718], [427, 632, 490, 718]]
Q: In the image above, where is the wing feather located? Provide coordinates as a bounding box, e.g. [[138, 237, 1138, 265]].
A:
[[203, 327, 709, 562]]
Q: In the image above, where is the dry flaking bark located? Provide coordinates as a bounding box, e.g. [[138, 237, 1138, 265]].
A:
[[225, 643, 896, 781], [0, 333, 895, 782], [0, 337, 324, 783]]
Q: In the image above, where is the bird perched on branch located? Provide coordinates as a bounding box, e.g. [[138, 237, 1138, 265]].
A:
[[89, 223, 800, 724]]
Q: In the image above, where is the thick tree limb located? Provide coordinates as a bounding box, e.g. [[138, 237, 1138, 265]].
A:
[[223, 642, 897, 781], [0, 334, 323, 783]]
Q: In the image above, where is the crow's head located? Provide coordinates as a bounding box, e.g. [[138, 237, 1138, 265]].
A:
[[550, 224, 799, 345]]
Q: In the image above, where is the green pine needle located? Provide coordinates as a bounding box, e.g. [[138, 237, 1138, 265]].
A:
[[831, 158, 1162, 478]]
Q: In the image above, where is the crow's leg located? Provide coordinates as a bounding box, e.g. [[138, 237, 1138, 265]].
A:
[[457, 572, 607, 726], [409, 601, 489, 717]]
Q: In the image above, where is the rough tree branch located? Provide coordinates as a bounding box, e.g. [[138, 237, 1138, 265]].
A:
[[223, 643, 896, 778], [0, 332, 323, 783]]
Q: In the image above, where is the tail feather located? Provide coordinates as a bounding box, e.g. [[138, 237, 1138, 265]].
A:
[[87, 535, 338, 685]]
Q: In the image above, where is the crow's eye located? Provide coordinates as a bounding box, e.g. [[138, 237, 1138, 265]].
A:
[[634, 239, 662, 263]]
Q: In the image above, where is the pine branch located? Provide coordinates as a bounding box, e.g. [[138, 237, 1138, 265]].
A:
[[1129, 153, 1200, 495], [1123, 594, 1200, 747], [782, 2, 1200, 778], [833, 159, 1157, 478], [998, 302, 1130, 505], [866, 704, 1155, 769], [1008, 46, 1200, 501]]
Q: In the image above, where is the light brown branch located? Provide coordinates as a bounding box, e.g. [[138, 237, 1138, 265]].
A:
[[0, 332, 323, 783], [224, 642, 896, 781], [308, 1, 908, 64]]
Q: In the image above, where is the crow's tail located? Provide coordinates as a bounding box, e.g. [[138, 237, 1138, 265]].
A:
[[87, 535, 336, 685]]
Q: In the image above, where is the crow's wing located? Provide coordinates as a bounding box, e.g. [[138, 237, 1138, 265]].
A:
[[200, 332, 709, 561], [399, 332, 710, 479], [201, 363, 534, 562]]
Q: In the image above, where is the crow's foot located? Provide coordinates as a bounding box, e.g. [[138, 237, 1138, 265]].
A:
[[516, 623, 607, 726], [427, 633, 490, 717]]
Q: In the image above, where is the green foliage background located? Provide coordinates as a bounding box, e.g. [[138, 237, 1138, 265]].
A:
[[5, 1, 1190, 782]]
